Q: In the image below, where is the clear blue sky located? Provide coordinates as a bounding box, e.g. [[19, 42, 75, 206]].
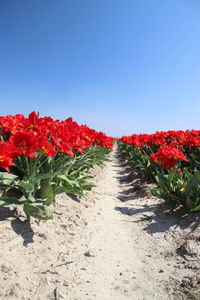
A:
[[0, 0, 200, 137]]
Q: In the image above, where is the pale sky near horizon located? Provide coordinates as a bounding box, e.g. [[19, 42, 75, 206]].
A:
[[0, 0, 200, 137]]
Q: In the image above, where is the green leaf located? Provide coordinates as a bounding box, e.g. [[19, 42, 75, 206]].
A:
[[53, 186, 69, 195], [189, 204, 200, 212], [0, 172, 18, 185], [23, 203, 53, 220], [39, 179, 55, 206], [36, 173, 56, 181], [0, 197, 25, 206], [81, 181, 96, 190], [17, 181, 35, 193], [58, 174, 80, 188]]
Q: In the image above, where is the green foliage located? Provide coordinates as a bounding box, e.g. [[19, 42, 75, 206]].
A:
[[23, 203, 53, 221], [118, 141, 200, 212], [0, 146, 111, 221]]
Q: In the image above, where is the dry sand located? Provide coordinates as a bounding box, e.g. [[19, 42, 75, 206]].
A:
[[0, 146, 199, 300]]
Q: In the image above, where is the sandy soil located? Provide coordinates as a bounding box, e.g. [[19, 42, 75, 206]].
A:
[[0, 146, 199, 300]]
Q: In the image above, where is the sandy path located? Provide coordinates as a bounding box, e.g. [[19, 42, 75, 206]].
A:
[[58, 146, 200, 300], [0, 146, 199, 300], [64, 148, 143, 300]]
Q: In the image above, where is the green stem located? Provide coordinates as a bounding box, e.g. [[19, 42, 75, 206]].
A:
[[24, 157, 31, 180]]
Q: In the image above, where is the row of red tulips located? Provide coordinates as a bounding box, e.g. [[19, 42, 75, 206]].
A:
[[119, 130, 200, 211], [0, 111, 113, 171], [121, 130, 200, 171], [0, 112, 114, 221]]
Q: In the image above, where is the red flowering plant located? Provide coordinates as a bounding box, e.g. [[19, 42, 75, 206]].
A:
[[150, 144, 188, 171], [118, 129, 200, 211], [0, 112, 114, 221], [0, 141, 16, 172]]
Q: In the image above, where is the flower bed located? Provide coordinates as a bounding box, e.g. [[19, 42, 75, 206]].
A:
[[0, 111, 114, 221], [119, 130, 200, 212]]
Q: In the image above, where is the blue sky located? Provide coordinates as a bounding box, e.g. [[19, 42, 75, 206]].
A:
[[0, 0, 200, 137]]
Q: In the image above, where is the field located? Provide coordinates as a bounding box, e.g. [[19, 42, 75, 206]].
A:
[[0, 112, 199, 300]]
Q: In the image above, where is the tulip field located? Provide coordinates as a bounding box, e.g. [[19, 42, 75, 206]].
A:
[[0, 112, 200, 299], [0, 112, 114, 221], [0, 112, 200, 224], [119, 130, 200, 212]]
